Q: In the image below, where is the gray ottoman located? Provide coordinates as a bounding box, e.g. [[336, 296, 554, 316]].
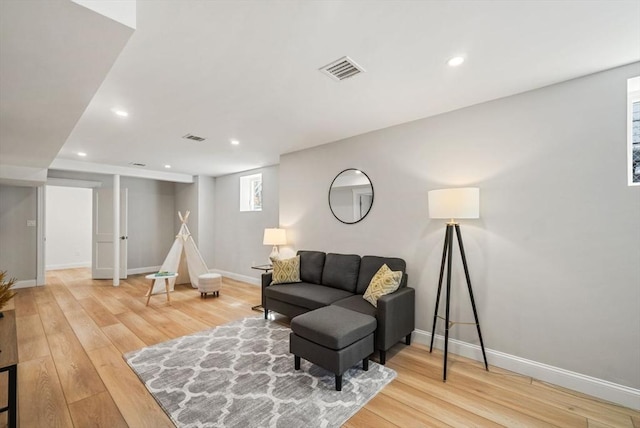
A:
[[290, 305, 376, 391]]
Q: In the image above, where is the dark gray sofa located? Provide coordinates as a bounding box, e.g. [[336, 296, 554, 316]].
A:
[[262, 250, 415, 364]]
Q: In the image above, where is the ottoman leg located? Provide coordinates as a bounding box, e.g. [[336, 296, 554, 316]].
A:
[[379, 350, 386, 365], [264, 308, 269, 319], [363, 357, 369, 371], [294, 355, 300, 370], [335, 375, 342, 391]]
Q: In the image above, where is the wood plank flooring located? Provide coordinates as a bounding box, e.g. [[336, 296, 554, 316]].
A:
[[0, 268, 638, 427]]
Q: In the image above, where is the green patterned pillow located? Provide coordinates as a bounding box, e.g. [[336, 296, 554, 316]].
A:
[[363, 264, 403, 307], [271, 256, 301, 285]]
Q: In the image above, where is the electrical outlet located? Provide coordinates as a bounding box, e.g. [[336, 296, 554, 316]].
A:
[[27, 220, 36, 227]]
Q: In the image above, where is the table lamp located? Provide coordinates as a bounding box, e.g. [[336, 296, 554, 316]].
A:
[[427, 187, 488, 381], [263, 228, 287, 261]]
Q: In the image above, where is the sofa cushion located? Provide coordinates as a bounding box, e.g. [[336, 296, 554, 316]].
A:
[[290, 306, 376, 350], [271, 256, 300, 284], [297, 250, 325, 285], [331, 295, 377, 317], [356, 256, 407, 294], [265, 282, 353, 310], [322, 253, 361, 293], [363, 264, 403, 307]]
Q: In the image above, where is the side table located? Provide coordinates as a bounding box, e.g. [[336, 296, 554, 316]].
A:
[[0, 310, 18, 428], [145, 273, 178, 306], [251, 264, 272, 311]]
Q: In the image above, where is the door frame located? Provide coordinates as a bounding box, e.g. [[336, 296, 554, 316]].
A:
[[36, 177, 130, 285], [91, 185, 128, 282]]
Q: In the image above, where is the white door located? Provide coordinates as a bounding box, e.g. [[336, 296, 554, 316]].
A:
[[92, 188, 128, 279]]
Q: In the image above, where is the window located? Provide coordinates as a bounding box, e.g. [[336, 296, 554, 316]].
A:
[[240, 173, 262, 211], [628, 76, 640, 186]]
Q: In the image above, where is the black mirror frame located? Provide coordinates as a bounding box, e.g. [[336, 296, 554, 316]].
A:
[[328, 168, 374, 225]]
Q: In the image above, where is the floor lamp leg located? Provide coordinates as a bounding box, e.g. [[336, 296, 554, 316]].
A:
[[430, 225, 450, 353], [454, 224, 489, 371], [443, 224, 453, 382]]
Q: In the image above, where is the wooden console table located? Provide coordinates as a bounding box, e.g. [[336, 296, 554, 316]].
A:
[[0, 310, 18, 428]]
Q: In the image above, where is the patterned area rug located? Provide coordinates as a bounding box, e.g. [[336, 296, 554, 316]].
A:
[[124, 317, 396, 427]]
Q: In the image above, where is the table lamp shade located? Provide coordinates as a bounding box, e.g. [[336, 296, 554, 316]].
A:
[[263, 228, 287, 246], [428, 188, 479, 219]]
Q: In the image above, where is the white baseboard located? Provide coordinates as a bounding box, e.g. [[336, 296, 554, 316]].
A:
[[210, 269, 260, 286], [127, 266, 162, 275], [413, 329, 640, 411], [12, 279, 37, 289], [130, 267, 261, 285], [46, 262, 91, 271]]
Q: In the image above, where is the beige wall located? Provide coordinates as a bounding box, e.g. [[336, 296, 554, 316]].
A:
[[0, 184, 37, 280], [279, 63, 640, 390], [213, 165, 280, 282]]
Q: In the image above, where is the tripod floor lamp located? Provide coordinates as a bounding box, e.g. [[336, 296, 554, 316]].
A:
[[428, 187, 488, 381]]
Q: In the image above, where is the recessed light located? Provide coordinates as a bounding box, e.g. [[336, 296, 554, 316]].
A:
[[77, 152, 87, 157], [230, 139, 240, 146], [112, 108, 129, 117], [164, 164, 171, 169], [447, 56, 465, 67]]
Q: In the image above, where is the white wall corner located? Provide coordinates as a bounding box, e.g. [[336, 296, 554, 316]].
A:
[[412, 329, 640, 411]]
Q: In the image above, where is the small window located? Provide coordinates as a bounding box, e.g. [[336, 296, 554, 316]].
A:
[[628, 76, 640, 186], [240, 173, 262, 211]]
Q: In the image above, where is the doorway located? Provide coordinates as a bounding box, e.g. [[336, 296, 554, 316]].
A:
[[45, 185, 92, 271]]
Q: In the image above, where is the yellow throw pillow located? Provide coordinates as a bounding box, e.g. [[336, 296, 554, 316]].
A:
[[363, 264, 403, 307], [271, 256, 301, 284]]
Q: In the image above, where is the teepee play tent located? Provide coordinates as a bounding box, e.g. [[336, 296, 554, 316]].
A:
[[150, 211, 209, 294]]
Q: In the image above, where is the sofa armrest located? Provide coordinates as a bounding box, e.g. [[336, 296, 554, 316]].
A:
[[261, 273, 273, 308], [377, 287, 415, 350]]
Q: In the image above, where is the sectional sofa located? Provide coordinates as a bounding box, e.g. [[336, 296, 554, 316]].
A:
[[262, 250, 415, 364]]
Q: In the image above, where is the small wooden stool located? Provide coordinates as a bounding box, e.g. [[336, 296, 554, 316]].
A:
[[198, 273, 222, 298], [145, 273, 178, 306]]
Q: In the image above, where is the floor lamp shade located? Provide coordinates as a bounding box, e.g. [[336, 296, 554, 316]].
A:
[[428, 188, 479, 220]]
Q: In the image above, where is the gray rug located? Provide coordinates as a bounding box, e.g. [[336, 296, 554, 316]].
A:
[[124, 317, 396, 428]]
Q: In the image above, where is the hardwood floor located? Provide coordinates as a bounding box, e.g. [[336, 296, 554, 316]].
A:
[[1, 268, 638, 427]]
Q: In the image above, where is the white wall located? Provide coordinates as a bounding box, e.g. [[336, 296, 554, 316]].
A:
[[47, 170, 178, 272], [0, 184, 37, 280], [213, 165, 279, 283], [197, 175, 216, 266], [280, 63, 640, 398], [121, 177, 175, 271], [175, 179, 199, 245], [45, 185, 92, 270]]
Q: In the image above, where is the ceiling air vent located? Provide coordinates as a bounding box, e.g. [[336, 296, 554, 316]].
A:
[[319, 56, 365, 81], [129, 162, 146, 167], [182, 133, 206, 142]]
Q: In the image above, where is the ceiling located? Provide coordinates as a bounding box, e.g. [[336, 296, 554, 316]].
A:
[[0, 0, 133, 183], [2, 1, 640, 180]]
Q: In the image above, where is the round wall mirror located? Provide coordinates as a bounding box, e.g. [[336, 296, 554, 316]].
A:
[[328, 169, 374, 224]]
